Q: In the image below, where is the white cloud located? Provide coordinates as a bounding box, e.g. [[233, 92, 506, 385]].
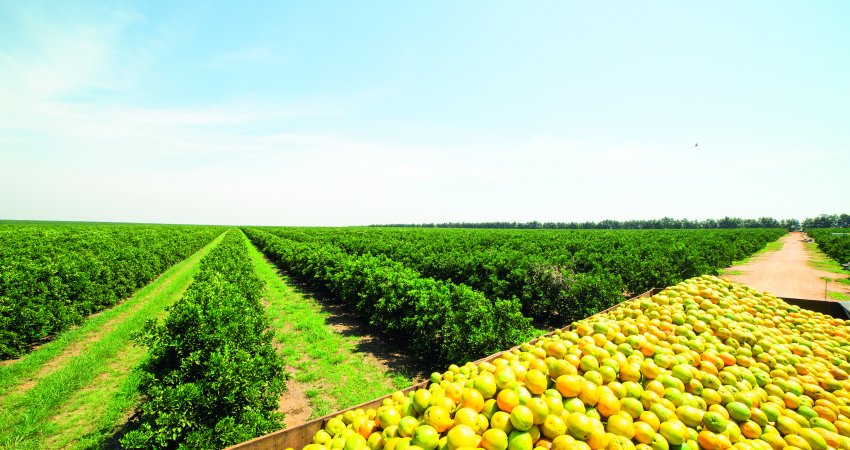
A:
[[1, 5, 847, 225], [207, 47, 279, 68]]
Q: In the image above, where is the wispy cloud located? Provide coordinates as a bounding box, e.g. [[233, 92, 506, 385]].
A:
[[207, 46, 280, 68], [1, 3, 846, 225]]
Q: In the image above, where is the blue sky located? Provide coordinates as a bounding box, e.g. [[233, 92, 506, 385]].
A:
[[1, 1, 848, 225]]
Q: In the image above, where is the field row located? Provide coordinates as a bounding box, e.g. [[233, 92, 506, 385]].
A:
[[0, 227, 407, 449], [807, 229, 850, 265], [249, 227, 786, 325], [1, 223, 846, 449], [0, 223, 224, 357]]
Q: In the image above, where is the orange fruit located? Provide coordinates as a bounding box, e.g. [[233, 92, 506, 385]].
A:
[[482, 428, 509, 450], [454, 407, 478, 428], [423, 406, 452, 433], [796, 428, 828, 450], [508, 431, 534, 450], [496, 367, 518, 390], [606, 435, 636, 450], [526, 397, 550, 425], [607, 413, 635, 439], [658, 420, 688, 446], [541, 414, 567, 440], [367, 432, 384, 450], [377, 406, 402, 428], [526, 370, 549, 395], [620, 397, 644, 419], [578, 380, 600, 406], [491, 411, 514, 433], [550, 435, 577, 450], [596, 388, 621, 417], [740, 421, 762, 439], [697, 430, 732, 450], [411, 425, 440, 450], [498, 389, 520, 413], [583, 423, 609, 450], [547, 359, 575, 379], [556, 375, 583, 398], [461, 388, 485, 412], [580, 355, 600, 372], [343, 434, 368, 450], [633, 421, 656, 444], [619, 364, 642, 383], [398, 416, 419, 438], [567, 412, 594, 440], [640, 359, 661, 380], [446, 424, 481, 450], [758, 432, 786, 450], [547, 341, 568, 359], [510, 405, 535, 432], [675, 405, 704, 428], [638, 411, 660, 433], [444, 383, 463, 404], [412, 389, 432, 413], [474, 373, 499, 399]]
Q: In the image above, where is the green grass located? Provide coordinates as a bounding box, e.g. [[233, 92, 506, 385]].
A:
[[243, 232, 412, 419], [717, 237, 784, 275], [804, 241, 850, 274], [728, 237, 785, 268], [719, 269, 744, 276], [803, 241, 850, 300], [0, 231, 227, 450], [828, 291, 850, 301]]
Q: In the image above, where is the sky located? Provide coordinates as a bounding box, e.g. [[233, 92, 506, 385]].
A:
[[1, 1, 848, 226]]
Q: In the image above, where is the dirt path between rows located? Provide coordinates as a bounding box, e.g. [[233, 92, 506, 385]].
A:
[[724, 232, 850, 300]]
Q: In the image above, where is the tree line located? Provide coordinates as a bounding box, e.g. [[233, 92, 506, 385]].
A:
[[374, 214, 849, 230]]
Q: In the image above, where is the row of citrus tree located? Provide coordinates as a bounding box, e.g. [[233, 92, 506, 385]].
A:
[[254, 227, 786, 325], [122, 230, 286, 449], [244, 228, 535, 364], [0, 223, 224, 358], [807, 228, 850, 265]]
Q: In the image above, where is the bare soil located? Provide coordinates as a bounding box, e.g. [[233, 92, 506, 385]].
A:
[[724, 232, 850, 300], [279, 366, 313, 429]]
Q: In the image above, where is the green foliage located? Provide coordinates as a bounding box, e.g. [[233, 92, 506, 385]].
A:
[[252, 227, 785, 326], [808, 228, 850, 266], [0, 223, 224, 358], [121, 231, 285, 450], [373, 216, 793, 229], [244, 228, 532, 364], [802, 213, 850, 229]]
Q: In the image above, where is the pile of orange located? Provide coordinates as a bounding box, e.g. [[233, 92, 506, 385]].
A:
[[299, 275, 850, 450]]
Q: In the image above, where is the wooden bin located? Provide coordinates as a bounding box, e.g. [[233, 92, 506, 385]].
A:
[[226, 289, 659, 450]]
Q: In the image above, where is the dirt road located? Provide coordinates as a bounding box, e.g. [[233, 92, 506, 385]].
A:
[[724, 232, 850, 300]]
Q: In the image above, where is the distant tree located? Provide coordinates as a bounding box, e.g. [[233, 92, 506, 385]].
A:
[[757, 217, 781, 228], [804, 214, 840, 229], [780, 218, 801, 231], [718, 217, 740, 229]]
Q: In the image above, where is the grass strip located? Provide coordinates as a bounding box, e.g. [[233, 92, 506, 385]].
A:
[[805, 241, 850, 275], [726, 236, 785, 268], [243, 232, 411, 418]]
